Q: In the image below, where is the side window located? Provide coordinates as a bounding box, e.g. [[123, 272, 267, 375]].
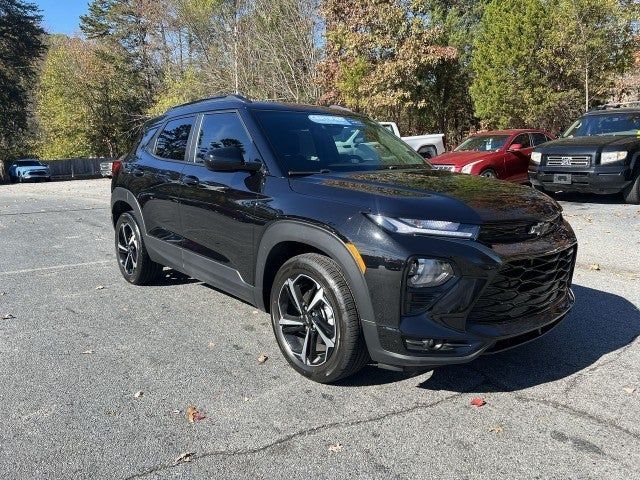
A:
[[530, 132, 550, 146], [511, 133, 531, 149], [154, 117, 194, 161], [195, 112, 258, 164], [138, 127, 157, 153]]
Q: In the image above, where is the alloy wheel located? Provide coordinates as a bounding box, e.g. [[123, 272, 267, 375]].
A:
[[117, 222, 139, 276], [276, 274, 337, 367]]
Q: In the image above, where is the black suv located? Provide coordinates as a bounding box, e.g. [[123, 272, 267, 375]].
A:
[[111, 95, 577, 383], [529, 104, 640, 203]]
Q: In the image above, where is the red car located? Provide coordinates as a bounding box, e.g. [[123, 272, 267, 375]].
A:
[[430, 129, 555, 183]]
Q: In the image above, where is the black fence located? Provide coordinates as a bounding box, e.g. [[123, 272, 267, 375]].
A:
[[42, 157, 114, 180]]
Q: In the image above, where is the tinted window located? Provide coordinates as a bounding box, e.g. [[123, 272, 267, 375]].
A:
[[455, 135, 509, 152], [531, 132, 551, 146], [254, 111, 427, 173], [563, 112, 640, 137], [16, 160, 41, 166], [195, 112, 257, 164], [138, 127, 158, 152], [154, 117, 194, 161], [511, 134, 531, 148]]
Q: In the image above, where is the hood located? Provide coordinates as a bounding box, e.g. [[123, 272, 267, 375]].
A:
[[536, 135, 639, 155], [289, 168, 560, 224], [430, 150, 502, 167]]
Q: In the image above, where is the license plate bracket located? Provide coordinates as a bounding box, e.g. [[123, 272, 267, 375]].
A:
[[553, 173, 572, 185]]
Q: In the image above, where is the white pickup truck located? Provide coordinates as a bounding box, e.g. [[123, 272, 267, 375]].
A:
[[379, 122, 445, 159]]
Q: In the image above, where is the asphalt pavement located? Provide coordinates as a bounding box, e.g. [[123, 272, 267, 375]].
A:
[[0, 179, 638, 479]]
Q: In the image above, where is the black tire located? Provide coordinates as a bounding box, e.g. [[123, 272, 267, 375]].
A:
[[270, 253, 369, 383], [114, 212, 163, 285], [9, 175, 16, 183], [622, 173, 640, 204], [480, 168, 498, 179]]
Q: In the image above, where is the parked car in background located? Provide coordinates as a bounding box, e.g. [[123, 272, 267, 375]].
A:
[[529, 102, 640, 203], [8, 159, 51, 183], [100, 161, 114, 177], [430, 129, 555, 183], [379, 121, 446, 159]]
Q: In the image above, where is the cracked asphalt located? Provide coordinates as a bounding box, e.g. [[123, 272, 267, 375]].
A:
[[0, 179, 639, 479]]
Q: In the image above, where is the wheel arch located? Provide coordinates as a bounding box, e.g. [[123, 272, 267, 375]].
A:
[[111, 187, 147, 234], [254, 221, 375, 325]]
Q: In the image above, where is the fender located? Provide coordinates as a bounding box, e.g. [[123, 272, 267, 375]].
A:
[[254, 220, 376, 327], [111, 187, 147, 234]]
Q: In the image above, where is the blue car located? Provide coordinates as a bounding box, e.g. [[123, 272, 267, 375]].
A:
[[8, 159, 51, 183]]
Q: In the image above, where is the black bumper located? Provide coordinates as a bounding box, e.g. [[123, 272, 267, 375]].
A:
[[529, 165, 632, 194]]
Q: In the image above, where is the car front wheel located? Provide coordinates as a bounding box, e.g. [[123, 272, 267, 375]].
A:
[[270, 253, 369, 383], [480, 168, 498, 179]]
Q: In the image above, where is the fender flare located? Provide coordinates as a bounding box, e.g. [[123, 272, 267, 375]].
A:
[[111, 187, 147, 234], [253, 220, 375, 327]]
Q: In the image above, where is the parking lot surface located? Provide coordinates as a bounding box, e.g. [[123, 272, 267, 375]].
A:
[[1, 179, 639, 479]]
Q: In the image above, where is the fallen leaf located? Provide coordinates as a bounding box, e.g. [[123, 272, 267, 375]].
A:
[[243, 397, 249, 402], [207, 342, 215, 349], [174, 452, 194, 465], [82, 350, 94, 355], [328, 443, 343, 453], [257, 353, 268, 364], [470, 397, 486, 407], [0, 292, 6, 296], [186, 405, 206, 423], [623, 386, 636, 394], [171, 409, 181, 415], [134, 390, 144, 398], [588, 263, 601, 271], [95, 285, 105, 290], [2, 313, 15, 320], [488, 425, 503, 433]]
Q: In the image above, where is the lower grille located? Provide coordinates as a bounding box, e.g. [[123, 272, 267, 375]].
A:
[[546, 155, 590, 167], [468, 247, 576, 324]]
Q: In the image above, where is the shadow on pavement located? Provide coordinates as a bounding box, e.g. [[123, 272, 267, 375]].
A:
[[340, 284, 640, 390]]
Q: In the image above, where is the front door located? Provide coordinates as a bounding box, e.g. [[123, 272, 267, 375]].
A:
[[179, 111, 263, 300], [504, 133, 533, 182]]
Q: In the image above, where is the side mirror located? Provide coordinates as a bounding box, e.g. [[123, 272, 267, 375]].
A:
[[508, 143, 523, 152], [203, 146, 261, 172]]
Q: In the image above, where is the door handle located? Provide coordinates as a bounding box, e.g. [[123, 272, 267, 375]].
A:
[[183, 175, 200, 186], [132, 168, 144, 177]]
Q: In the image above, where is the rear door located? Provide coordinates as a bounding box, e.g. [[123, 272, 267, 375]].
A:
[[179, 111, 262, 301], [504, 133, 533, 182], [125, 115, 196, 269]]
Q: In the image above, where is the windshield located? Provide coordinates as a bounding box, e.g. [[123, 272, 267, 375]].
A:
[[253, 111, 430, 173], [563, 112, 640, 137], [455, 135, 509, 152], [16, 160, 41, 166]]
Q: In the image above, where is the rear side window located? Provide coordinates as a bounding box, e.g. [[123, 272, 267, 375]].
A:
[[511, 133, 531, 148], [154, 117, 194, 161], [195, 112, 258, 164], [531, 132, 551, 146], [138, 127, 157, 152]]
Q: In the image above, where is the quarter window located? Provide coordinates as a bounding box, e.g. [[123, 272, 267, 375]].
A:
[[154, 117, 194, 161], [195, 112, 258, 164]]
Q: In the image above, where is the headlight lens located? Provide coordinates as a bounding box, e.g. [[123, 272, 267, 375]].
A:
[[461, 160, 483, 174], [530, 152, 542, 164], [600, 151, 627, 164], [367, 214, 480, 239], [407, 258, 454, 287]]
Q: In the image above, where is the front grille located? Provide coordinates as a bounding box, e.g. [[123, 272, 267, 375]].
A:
[[432, 164, 455, 172], [30, 170, 46, 176], [467, 247, 576, 324], [478, 216, 560, 244], [546, 155, 590, 167]]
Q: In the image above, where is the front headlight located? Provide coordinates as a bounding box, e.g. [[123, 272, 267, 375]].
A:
[[407, 258, 454, 287], [530, 152, 542, 164], [461, 160, 484, 174], [600, 151, 627, 164], [367, 214, 480, 239]]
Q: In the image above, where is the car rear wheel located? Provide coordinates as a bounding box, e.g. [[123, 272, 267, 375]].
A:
[[622, 174, 640, 204], [480, 168, 498, 179], [115, 212, 163, 285], [270, 253, 369, 383]]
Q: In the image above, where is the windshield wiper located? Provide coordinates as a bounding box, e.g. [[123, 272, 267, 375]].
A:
[[288, 169, 332, 176]]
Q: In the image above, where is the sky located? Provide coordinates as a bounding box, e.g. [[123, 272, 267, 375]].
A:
[[34, 0, 89, 35]]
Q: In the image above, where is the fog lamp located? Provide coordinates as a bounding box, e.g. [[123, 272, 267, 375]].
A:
[[407, 258, 454, 287]]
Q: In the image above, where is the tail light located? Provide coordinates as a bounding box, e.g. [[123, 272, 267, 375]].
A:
[[112, 160, 122, 176]]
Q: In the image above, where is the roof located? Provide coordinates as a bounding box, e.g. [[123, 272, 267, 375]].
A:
[[166, 94, 358, 117]]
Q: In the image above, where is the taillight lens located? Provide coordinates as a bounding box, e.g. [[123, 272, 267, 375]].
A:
[[112, 160, 122, 175]]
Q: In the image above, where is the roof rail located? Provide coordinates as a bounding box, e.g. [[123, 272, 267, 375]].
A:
[[593, 100, 640, 110], [170, 94, 251, 110]]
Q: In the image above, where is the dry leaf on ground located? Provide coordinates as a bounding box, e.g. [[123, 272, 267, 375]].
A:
[[623, 386, 636, 394], [186, 405, 206, 423], [470, 397, 486, 407], [82, 350, 94, 355], [134, 390, 143, 398], [174, 452, 194, 465], [589, 264, 601, 271], [488, 425, 503, 433], [95, 285, 105, 290], [257, 353, 268, 364], [328, 443, 343, 453], [2, 313, 15, 320]]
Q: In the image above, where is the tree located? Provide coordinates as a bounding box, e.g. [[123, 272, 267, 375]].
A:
[[0, 0, 45, 174]]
